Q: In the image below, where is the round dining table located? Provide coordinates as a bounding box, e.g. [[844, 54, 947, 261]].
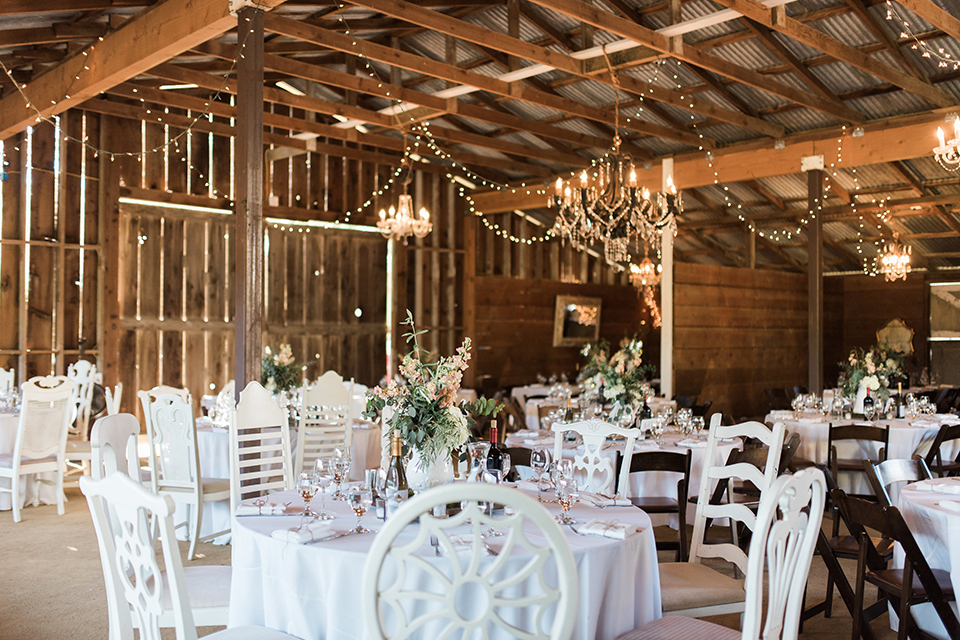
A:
[[896, 480, 960, 639], [228, 486, 661, 640]]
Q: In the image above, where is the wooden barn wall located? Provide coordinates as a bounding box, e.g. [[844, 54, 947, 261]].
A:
[[472, 277, 653, 392], [673, 263, 808, 421], [0, 112, 101, 383]]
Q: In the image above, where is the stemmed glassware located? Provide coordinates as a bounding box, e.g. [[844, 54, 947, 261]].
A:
[[332, 448, 350, 499], [651, 416, 666, 446], [313, 459, 335, 520], [691, 416, 705, 440], [551, 459, 573, 502], [555, 476, 578, 525], [501, 452, 512, 483], [297, 472, 318, 519], [347, 485, 373, 534], [530, 447, 551, 502]]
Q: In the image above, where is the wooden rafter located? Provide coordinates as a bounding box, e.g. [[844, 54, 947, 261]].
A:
[[0, 0, 289, 139], [892, 0, 960, 43], [0, 24, 108, 48], [0, 0, 151, 16], [842, 0, 927, 80], [741, 21, 841, 103]]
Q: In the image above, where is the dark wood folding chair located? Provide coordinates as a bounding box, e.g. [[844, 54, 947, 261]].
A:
[[691, 398, 713, 418], [672, 395, 694, 409], [864, 458, 932, 508], [828, 423, 890, 499], [503, 446, 531, 482], [922, 423, 960, 478], [836, 489, 960, 640], [765, 387, 791, 411], [617, 448, 692, 561]]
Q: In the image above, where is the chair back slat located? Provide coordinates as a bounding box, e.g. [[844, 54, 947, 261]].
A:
[[138, 389, 200, 493], [551, 419, 638, 496], [17, 375, 74, 461], [923, 423, 960, 477], [296, 371, 353, 474], [230, 381, 293, 511], [864, 458, 932, 507]]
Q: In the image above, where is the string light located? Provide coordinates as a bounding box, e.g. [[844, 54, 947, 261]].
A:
[[885, 0, 959, 71]]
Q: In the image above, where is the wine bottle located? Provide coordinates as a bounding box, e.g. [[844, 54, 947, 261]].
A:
[[563, 398, 574, 423], [640, 397, 652, 421], [387, 431, 408, 492], [487, 419, 504, 474], [896, 382, 906, 419], [862, 387, 874, 417]]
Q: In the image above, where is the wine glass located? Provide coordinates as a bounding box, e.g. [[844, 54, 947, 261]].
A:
[[555, 476, 578, 525], [347, 486, 373, 534], [501, 452, 512, 483], [297, 472, 317, 518], [652, 416, 666, 446], [313, 459, 335, 520], [691, 416, 705, 440], [530, 448, 552, 502], [552, 459, 573, 502], [863, 400, 877, 422]]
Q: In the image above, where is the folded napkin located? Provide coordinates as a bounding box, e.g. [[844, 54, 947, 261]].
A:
[[676, 439, 706, 448], [437, 534, 494, 557], [579, 491, 632, 507], [516, 480, 541, 493], [912, 420, 940, 428], [271, 520, 333, 544], [914, 479, 960, 495], [939, 500, 960, 513], [577, 518, 638, 539], [236, 499, 298, 516]]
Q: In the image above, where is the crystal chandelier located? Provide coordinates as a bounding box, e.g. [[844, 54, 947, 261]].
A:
[[934, 118, 960, 171], [377, 167, 432, 243], [630, 253, 662, 328], [877, 232, 912, 282]]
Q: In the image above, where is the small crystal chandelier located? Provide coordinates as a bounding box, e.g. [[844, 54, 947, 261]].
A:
[[377, 164, 432, 243], [877, 232, 912, 282], [934, 117, 960, 171], [630, 251, 662, 328]]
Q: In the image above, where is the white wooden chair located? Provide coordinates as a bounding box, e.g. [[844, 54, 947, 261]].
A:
[[80, 473, 297, 640], [229, 381, 294, 514], [90, 413, 141, 481], [0, 375, 73, 522], [658, 418, 786, 620], [550, 418, 639, 497], [64, 360, 98, 485], [139, 389, 230, 561], [362, 482, 579, 640], [615, 467, 826, 640], [0, 368, 14, 394], [104, 382, 124, 416], [295, 370, 354, 474]]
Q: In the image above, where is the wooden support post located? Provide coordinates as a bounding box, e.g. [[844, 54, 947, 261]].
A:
[[660, 158, 675, 399], [235, 6, 265, 397], [100, 116, 122, 392], [746, 228, 756, 269], [807, 168, 824, 394]]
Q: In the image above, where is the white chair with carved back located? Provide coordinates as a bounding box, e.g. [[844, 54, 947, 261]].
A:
[[362, 482, 579, 640], [104, 382, 124, 416], [0, 375, 73, 522], [80, 473, 298, 640], [657, 418, 786, 621], [551, 418, 639, 498], [229, 381, 294, 514], [64, 360, 98, 485], [295, 370, 354, 474], [91, 413, 141, 481], [615, 467, 826, 640], [139, 389, 231, 561]]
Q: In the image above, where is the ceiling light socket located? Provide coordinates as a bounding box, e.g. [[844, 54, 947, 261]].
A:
[[801, 155, 824, 172], [852, 127, 865, 138], [774, 139, 785, 150]]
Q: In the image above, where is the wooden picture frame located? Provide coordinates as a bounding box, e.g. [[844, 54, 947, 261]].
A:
[[553, 296, 602, 347]]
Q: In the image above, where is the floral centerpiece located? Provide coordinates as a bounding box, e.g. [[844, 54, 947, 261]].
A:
[[261, 344, 302, 394], [364, 311, 500, 490], [579, 336, 656, 416], [837, 345, 906, 408]]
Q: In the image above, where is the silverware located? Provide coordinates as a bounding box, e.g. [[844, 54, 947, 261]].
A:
[[309, 529, 358, 544]]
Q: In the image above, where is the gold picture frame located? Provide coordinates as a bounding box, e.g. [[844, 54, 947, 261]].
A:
[[553, 295, 602, 347]]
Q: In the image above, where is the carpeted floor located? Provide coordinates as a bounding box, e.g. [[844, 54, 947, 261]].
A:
[[0, 487, 896, 640]]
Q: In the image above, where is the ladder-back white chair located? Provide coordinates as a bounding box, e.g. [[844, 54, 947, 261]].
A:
[[614, 468, 826, 640], [104, 382, 124, 416], [90, 414, 141, 481], [362, 482, 579, 640], [295, 370, 354, 474], [64, 360, 98, 485], [139, 389, 230, 560], [658, 418, 786, 620], [551, 418, 639, 497], [80, 473, 297, 640], [0, 375, 74, 522], [229, 381, 294, 514]]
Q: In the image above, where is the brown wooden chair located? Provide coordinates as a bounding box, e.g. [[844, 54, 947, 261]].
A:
[[503, 446, 531, 482], [764, 387, 791, 411], [864, 458, 932, 508], [617, 448, 692, 561], [828, 423, 889, 499], [835, 488, 960, 640], [922, 423, 960, 478]]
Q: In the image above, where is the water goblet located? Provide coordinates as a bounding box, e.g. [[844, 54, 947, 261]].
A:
[[555, 477, 578, 525], [313, 459, 335, 520], [651, 416, 666, 446], [347, 486, 373, 534], [552, 459, 574, 501], [331, 457, 348, 500], [530, 447, 551, 502], [501, 452, 512, 483], [297, 472, 318, 518], [691, 416, 705, 440]]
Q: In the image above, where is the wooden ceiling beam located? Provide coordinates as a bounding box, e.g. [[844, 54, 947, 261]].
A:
[[263, 14, 705, 148], [842, 0, 927, 81], [889, 161, 925, 197], [0, 24, 109, 49], [713, 0, 953, 107], [0, 0, 289, 139], [741, 21, 841, 102], [892, 0, 960, 43], [345, 0, 782, 139], [0, 0, 151, 15], [526, 0, 864, 123]]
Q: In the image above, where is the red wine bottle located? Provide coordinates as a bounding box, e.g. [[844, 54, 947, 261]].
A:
[[487, 419, 504, 474]]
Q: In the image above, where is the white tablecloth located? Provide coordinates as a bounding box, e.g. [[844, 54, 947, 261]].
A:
[[0, 411, 59, 511], [765, 412, 958, 498], [180, 422, 383, 545], [504, 431, 736, 528], [229, 488, 661, 640], [525, 397, 676, 430], [897, 482, 960, 639]]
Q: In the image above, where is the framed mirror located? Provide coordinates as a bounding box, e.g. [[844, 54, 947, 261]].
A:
[[553, 295, 602, 347]]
